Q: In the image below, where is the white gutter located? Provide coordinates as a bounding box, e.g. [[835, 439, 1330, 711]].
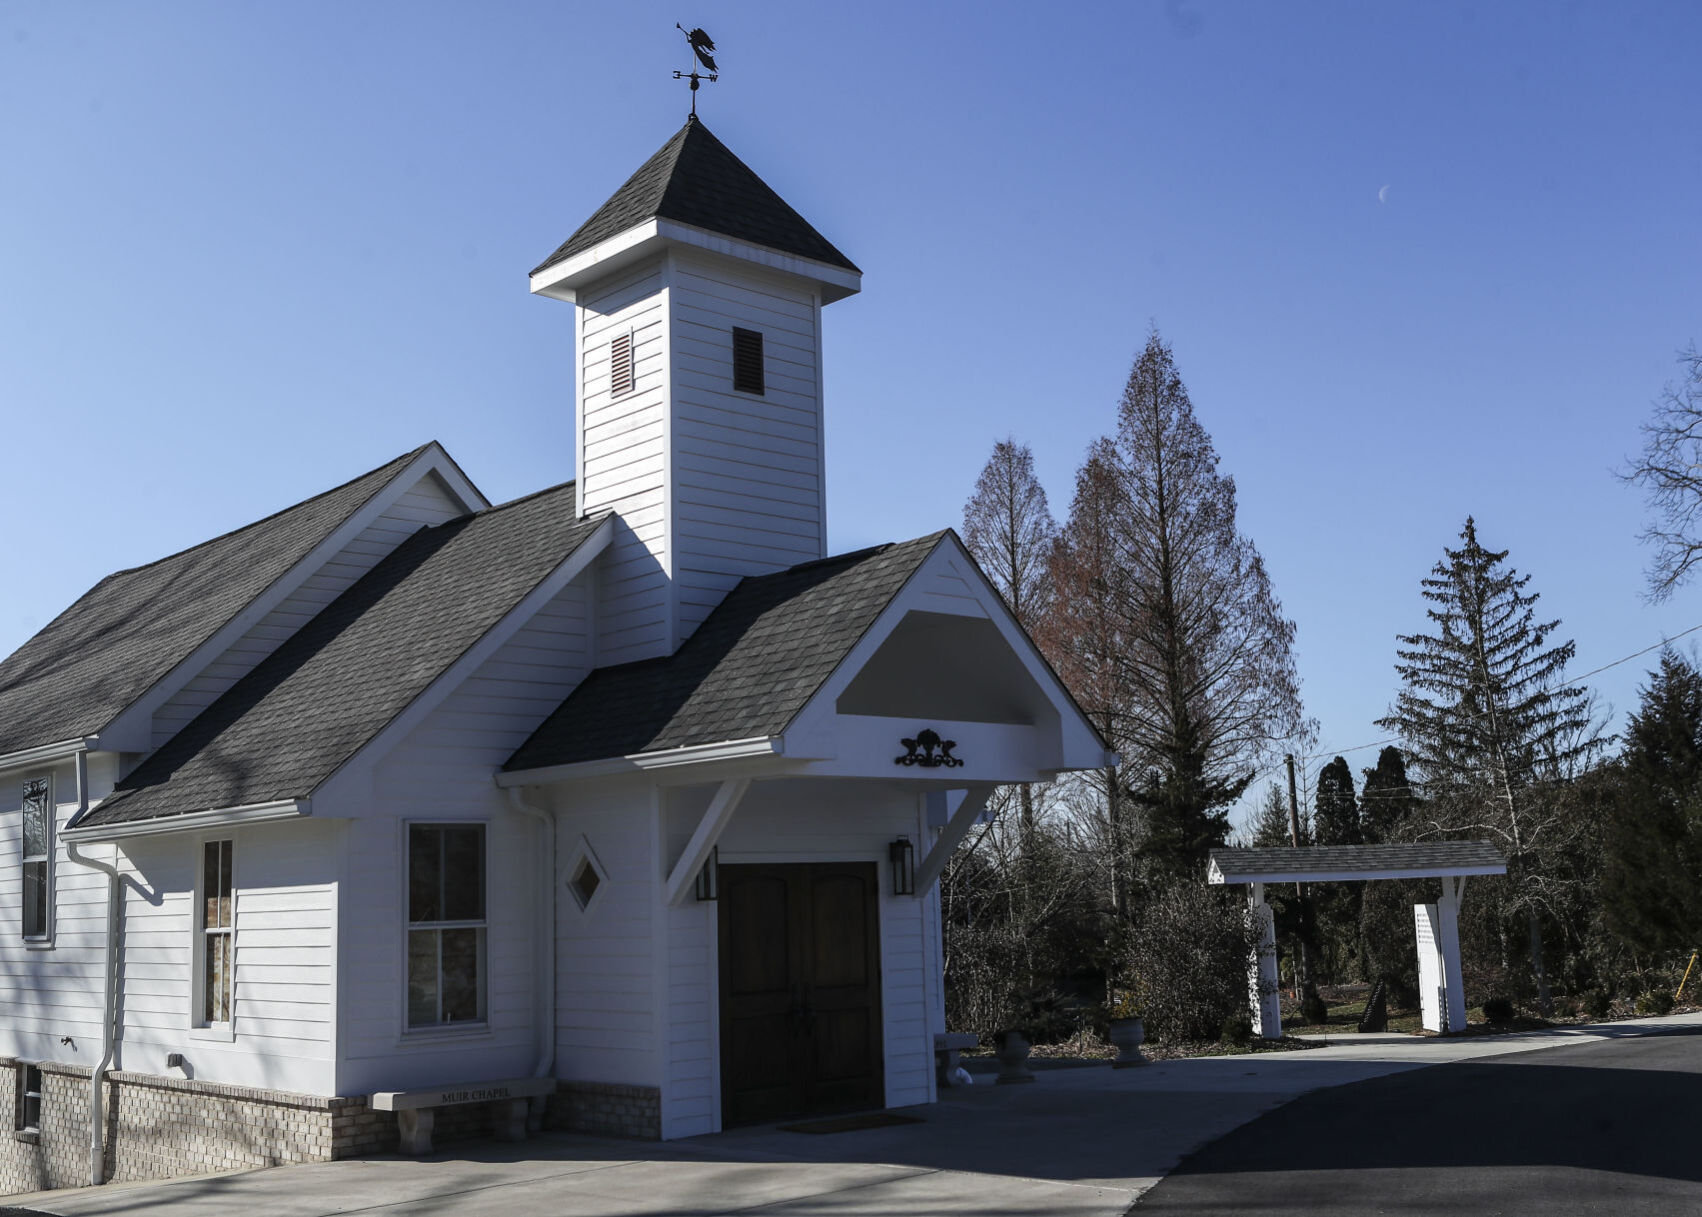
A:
[[496, 735, 784, 787], [0, 736, 100, 776], [62, 798, 308, 844], [62, 749, 120, 1187], [505, 788, 556, 1083]]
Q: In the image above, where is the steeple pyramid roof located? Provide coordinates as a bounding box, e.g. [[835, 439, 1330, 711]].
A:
[[533, 117, 858, 276]]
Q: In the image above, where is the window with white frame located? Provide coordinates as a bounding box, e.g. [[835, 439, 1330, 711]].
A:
[[406, 823, 486, 1029], [199, 839, 234, 1024], [21, 778, 50, 941]]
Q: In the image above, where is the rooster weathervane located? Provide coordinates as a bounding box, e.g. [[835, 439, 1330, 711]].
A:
[[674, 24, 718, 118]]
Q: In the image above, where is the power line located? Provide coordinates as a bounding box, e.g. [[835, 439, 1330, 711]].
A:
[[1291, 620, 1702, 771]]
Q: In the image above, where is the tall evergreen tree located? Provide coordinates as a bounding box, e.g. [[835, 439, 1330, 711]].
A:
[[1378, 518, 1602, 1008], [1602, 651, 1702, 956], [1312, 756, 1361, 846], [1359, 746, 1415, 844]]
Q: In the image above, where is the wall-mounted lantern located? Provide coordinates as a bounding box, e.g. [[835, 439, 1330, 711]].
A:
[[694, 845, 719, 902], [890, 836, 916, 896]]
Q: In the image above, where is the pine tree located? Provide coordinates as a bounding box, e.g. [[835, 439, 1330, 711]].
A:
[[1359, 746, 1415, 844], [1378, 518, 1602, 1008], [1602, 651, 1702, 956], [1312, 756, 1361, 846]]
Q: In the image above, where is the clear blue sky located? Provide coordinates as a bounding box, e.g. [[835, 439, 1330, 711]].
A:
[[3, 2, 1698, 823]]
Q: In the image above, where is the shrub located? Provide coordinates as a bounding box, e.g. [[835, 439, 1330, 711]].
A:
[[1482, 996, 1515, 1024], [1126, 881, 1271, 1044], [1301, 992, 1330, 1025], [1636, 989, 1676, 1017], [1219, 1012, 1254, 1045], [1583, 989, 1613, 1020]]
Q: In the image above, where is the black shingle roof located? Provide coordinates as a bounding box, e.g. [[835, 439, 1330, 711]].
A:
[[532, 118, 859, 276], [0, 447, 429, 759], [504, 533, 945, 772], [75, 482, 604, 828], [1209, 842, 1508, 881]]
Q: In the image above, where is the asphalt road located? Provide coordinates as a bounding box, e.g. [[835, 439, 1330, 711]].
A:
[[1135, 1027, 1702, 1215]]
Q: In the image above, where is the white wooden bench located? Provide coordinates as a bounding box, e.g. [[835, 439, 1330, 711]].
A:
[[370, 1076, 557, 1155], [934, 1032, 980, 1087]]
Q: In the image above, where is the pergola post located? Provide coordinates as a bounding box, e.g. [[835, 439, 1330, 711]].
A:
[[1247, 882, 1282, 1039], [1416, 875, 1469, 1033]]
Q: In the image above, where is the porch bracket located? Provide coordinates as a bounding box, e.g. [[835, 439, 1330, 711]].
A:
[[912, 786, 994, 895], [664, 778, 751, 907]]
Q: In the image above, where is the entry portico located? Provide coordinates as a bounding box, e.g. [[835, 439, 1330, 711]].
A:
[[1207, 842, 1508, 1037], [499, 528, 1111, 1137]]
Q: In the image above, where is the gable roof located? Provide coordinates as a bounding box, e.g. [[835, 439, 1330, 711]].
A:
[[0, 446, 432, 760], [504, 533, 946, 772], [532, 117, 859, 276], [73, 482, 605, 830]]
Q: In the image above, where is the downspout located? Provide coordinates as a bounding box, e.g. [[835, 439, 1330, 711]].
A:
[[63, 749, 119, 1187], [506, 787, 556, 1080]]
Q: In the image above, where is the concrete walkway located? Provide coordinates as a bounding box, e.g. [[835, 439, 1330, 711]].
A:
[[19, 1012, 1702, 1217]]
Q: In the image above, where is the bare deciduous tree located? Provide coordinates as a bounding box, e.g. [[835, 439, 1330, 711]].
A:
[[1105, 332, 1305, 884], [1624, 344, 1702, 601]]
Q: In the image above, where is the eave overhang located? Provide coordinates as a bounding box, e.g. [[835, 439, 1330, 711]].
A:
[[61, 798, 311, 844], [0, 736, 99, 775], [529, 218, 862, 305], [497, 735, 785, 787]]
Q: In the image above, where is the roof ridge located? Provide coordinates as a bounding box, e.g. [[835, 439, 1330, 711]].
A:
[[100, 443, 434, 579], [472, 477, 580, 517]]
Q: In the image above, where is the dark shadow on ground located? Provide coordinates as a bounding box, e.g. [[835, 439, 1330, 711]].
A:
[[1136, 1027, 1702, 1215]]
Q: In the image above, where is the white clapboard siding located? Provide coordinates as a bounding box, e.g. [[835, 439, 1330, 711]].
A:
[[111, 818, 341, 1095], [551, 785, 659, 1089], [580, 262, 672, 666], [337, 577, 593, 1095], [151, 472, 467, 749], [0, 761, 112, 1067], [668, 253, 824, 640], [658, 780, 935, 1131]]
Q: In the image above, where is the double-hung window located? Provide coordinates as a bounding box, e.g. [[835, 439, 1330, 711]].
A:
[[406, 823, 486, 1029], [21, 778, 50, 941], [199, 840, 234, 1025]]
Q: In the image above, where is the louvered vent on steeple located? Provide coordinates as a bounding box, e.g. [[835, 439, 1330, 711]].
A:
[[610, 331, 635, 398], [732, 327, 764, 396]]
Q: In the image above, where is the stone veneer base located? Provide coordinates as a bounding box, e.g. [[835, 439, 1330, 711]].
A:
[[546, 1081, 662, 1140], [0, 1061, 662, 1198]]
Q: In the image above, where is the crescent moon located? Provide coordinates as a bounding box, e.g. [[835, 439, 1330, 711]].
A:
[[1378, 185, 1390, 204]]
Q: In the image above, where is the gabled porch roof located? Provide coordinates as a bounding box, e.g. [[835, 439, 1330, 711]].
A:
[[501, 530, 1112, 786]]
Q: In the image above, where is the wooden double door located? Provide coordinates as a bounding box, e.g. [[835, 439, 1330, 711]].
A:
[[717, 862, 884, 1126]]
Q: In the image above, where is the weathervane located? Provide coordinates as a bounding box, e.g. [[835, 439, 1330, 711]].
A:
[[674, 24, 718, 118]]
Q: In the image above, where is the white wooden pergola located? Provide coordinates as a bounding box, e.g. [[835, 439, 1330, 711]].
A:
[[1206, 842, 1508, 1036]]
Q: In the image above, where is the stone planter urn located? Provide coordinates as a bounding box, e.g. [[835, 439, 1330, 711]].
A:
[[1108, 1016, 1147, 1068], [993, 1029, 1035, 1085]]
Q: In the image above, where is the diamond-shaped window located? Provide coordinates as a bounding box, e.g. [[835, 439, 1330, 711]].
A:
[[565, 838, 608, 913]]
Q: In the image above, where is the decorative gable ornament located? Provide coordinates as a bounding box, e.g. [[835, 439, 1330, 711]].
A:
[[895, 727, 963, 769]]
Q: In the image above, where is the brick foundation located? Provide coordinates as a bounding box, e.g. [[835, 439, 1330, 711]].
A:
[[0, 1060, 663, 1198], [546, 1080, 661, 1140]]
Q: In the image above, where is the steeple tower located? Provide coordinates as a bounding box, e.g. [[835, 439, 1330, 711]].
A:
[[531, 120, 860, 665]]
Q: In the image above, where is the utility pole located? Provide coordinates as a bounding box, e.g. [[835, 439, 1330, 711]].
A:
[[1286, 754, 1319, 1008]]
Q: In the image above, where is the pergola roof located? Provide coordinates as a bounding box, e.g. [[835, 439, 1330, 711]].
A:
[[1207, 842, 1507, 885]]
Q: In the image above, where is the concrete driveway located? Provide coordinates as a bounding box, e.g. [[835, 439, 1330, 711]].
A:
[[20, 1013, 1702, 1217]]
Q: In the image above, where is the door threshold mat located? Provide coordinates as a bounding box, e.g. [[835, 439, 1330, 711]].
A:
[[779, 1112, 925, 1135]]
